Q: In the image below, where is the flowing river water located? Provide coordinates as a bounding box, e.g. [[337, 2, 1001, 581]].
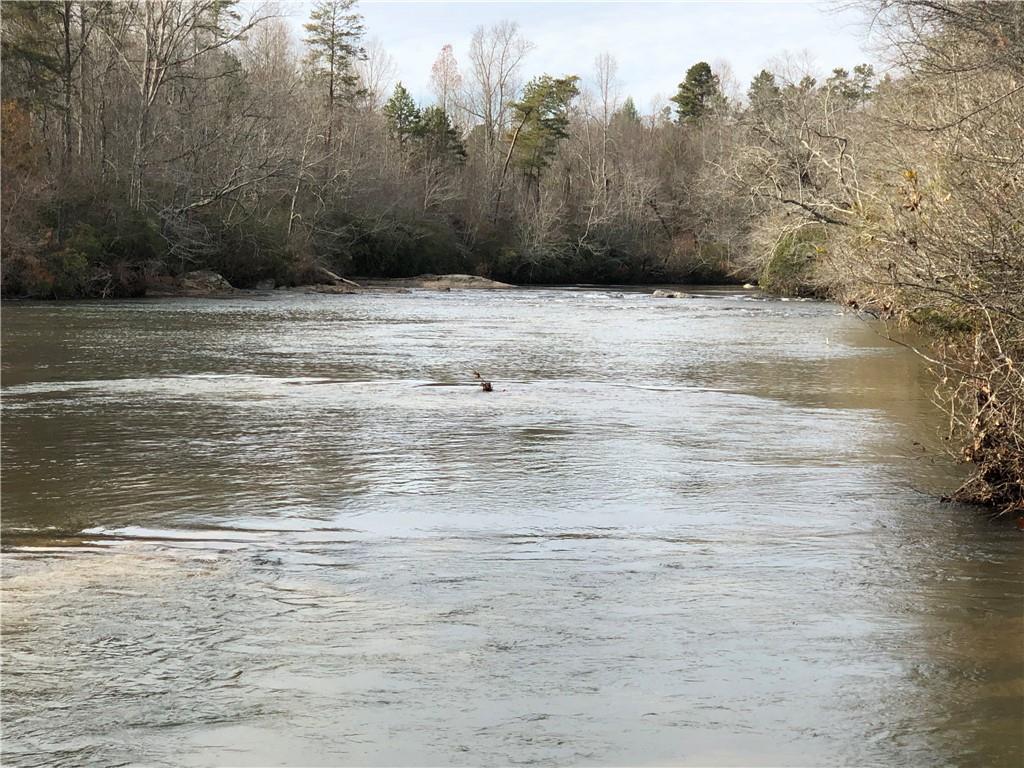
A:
[[1, 287, 1021, 767]]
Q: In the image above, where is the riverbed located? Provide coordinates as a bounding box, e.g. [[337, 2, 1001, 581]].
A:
[[2, 287, 1021, 766]]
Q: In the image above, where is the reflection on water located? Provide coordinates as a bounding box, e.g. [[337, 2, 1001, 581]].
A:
[[2, 288, 1021, 767]]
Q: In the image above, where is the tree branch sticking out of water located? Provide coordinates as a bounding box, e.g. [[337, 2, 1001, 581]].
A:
[[472, 370, 493, 392]]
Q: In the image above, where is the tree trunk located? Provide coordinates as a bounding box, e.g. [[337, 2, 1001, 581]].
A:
[[77, 2, 86, 160], [494, 111, 530, 221], [61, 0, 73, 174]]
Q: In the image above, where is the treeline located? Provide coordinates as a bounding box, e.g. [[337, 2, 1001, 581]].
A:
[[0, 0, 742, 294], [1, 1, 1021, 511]]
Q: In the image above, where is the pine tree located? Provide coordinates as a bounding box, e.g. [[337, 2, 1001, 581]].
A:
[[509, 75, 580, 180], [616, 96, 641, 123], [383, 82, 420, 146], [670, 62, 720, 124], [304, 0, 364, 148], [825, 66, 875, 104], [415, 106, 466, 165], [825, 67, 854, 100], [851, 64, 876, 102], [2, 2, 77, 170], [747, 69, 781, 114], [0, 2, 62, 105]]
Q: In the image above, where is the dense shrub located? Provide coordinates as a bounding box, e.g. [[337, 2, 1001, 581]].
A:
[[759, 227, 825, 296]]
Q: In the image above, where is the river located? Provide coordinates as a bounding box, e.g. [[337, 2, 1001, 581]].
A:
[[1, 287, 1021, 767]]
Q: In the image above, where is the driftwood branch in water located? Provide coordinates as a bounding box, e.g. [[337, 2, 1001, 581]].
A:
[[472, 370, 493, 392]]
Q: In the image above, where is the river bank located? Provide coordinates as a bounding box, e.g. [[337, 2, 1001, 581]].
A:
[[3, 268, 722, 300], [0, 269, 522, 302]]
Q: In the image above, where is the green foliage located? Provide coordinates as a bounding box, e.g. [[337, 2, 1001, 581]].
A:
[[199, 212, 295, 288], [103, 210, 162, 264], [687, 242, 735, 284], [382, 84, 466, 168], [784, 75, 817, 96], [206, 0, 242, 27], [908, 308, 975, 335], [302, 207, 469, 278], [747, 69, 781, 114], [852, 64, 875, 96], [303, 0, 364, 100], [0, 1, 62, 106], [759, 227, 825, 296], [825, 64, 875, 103], [510, 74, 580, 179], [616, 96, 641, 123], [671, 62, 720, 123], [3, 208, 163, 299], [414, 106, 466, 165], [63, 223, 104, 262], [38, 196, 164, 265], [383, 82, 421, 145], [347, 218, 468, 277], [49, 249, 91, 297]]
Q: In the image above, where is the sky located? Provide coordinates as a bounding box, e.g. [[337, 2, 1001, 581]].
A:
[[283, 1, 877, 110]]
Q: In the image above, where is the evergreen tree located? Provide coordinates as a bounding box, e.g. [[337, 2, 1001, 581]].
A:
[[383, 82, 420, 146], [415, 106, 466, 165], [304, 0, 364, 147], [670, 61, 719, 123], [824, 66, 875, 104], [0, 2, 62, 105], [825, 67, 854, 99], [782, 75, 818, 100], [509, 74, 580, 181], [1, 1, 84, 170], [747, 69, 781, 114], [851, 63, 876, 101], [616, 96, 641, 123]]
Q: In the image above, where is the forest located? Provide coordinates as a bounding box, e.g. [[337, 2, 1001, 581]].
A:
[[1, 0, 1022, 514]]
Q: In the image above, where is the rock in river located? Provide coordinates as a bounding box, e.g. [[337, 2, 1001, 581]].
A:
[[181, 270, 234, 294]]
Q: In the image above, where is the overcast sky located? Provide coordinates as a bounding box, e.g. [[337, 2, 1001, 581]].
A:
[[283, 1, 876, 110]]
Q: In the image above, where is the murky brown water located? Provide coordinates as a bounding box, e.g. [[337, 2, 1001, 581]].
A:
[[2, 288, 1021, 767]]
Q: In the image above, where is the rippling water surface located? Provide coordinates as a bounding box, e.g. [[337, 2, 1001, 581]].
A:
[[2, 288, 1021, 767]]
